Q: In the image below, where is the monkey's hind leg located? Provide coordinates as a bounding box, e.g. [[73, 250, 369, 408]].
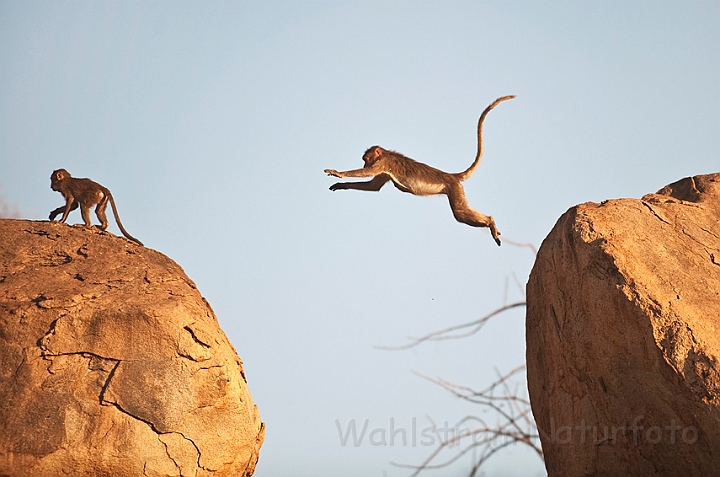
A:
[[80, 204, 95, 228], [447, 183, 501, 246], [95, 197, 110, 231]]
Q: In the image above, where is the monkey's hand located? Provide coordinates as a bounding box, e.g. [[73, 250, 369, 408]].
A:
[[324, 169, 342, 178], [329, 182, 346, 191], [49, 211, 59, 221]]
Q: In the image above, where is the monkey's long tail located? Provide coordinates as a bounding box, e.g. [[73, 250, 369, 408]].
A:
[[455, 95, 516, 182], [107, 193, 144, 246]]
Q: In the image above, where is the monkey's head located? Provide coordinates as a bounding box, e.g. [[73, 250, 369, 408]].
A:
[[362, 146, 385, 168], [50, 169, 71, 191]]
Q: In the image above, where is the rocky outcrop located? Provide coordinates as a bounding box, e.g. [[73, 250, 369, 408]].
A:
[[527, 173, 720, 476], [0, 219, 264, 477]]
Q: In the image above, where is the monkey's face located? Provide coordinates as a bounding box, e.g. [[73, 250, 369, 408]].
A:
[[50, 169, 67, 191], [362, 146, 383, 168]]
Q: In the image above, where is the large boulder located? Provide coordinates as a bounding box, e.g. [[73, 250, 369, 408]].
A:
[[0, 219, 264, 477], [527, 173, 720, 476]]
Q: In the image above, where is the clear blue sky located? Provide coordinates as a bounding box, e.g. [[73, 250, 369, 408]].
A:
[[1, 2, 718, 476]]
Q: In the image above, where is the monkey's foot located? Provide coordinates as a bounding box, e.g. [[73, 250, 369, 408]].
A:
[[491, 227, 502, 246]]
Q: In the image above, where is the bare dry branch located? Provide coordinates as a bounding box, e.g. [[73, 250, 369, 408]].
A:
[[380, 298, 543, 476], [502, 237, 538, 255], [374, 301, 526, 351], [392, 366, 542, 476]]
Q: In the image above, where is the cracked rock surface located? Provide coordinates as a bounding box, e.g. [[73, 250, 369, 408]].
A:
[[527, 173, 720, 476], [0, 219, 264, 477]]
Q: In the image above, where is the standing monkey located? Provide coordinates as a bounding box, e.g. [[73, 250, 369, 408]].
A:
[[324, 95, 515, 246], [49, 169, 144, 246]]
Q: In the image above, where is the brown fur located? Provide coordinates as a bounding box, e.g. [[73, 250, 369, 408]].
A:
[[49, 169, 143, 246], [324, 95, 515, 246]]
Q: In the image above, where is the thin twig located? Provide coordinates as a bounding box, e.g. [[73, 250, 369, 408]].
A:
[[501, 238, 538, 255], [511, 271, 526, 298], [374, 301, 526, 350], [379, 298, 542, 475], [393, 365, 542, 476]]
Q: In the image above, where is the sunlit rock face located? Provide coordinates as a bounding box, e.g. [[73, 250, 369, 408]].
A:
[[527, 174, 720, 476], [0, 219, 264, 477]]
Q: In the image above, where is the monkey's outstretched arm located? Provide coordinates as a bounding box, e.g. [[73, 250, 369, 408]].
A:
[[49, 205, 67, 221], [329, 174, 390, 192], [324, 167, 380, 179], [49, 199, 78, 222]]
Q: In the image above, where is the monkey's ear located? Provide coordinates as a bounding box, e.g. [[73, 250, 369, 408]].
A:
[[55, 171, 64, 180], [374, 147, 382, 157]]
